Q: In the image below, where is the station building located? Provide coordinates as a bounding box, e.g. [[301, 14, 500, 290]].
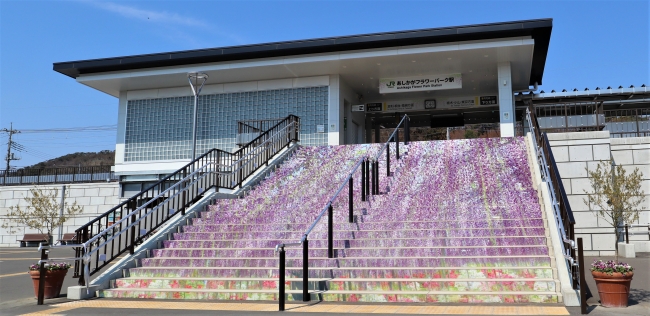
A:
[[53, 20, 649, 256], [53, 19, 554, 184]]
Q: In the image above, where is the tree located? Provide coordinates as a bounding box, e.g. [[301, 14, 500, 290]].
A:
[[583, 160, 645, 263], [1, 187, 83, 245]]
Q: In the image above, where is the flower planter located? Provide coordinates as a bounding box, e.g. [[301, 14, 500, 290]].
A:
[[592, 271, 634, 308], [29, 269, 68, 299]]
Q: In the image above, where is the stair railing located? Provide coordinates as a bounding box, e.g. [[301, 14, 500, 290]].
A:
[[274, 114, 409, 311], [70, 115, 300, 286], [525, 107, 583, 296]]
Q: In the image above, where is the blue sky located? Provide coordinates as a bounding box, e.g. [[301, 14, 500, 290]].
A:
[[1, 0, 648, 167]]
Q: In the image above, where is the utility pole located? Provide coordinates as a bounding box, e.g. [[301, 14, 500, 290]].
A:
[[2, 122, 21, 184]]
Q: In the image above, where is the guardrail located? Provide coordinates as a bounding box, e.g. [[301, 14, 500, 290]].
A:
[[70, 115, 300, 285], [0, 165, 117, 186], [274, 114, 409, 311]]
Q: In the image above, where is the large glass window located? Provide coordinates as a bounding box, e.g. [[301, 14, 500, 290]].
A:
[[125, 86, 329, 162]]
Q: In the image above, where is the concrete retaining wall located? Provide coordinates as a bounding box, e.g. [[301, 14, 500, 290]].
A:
[[548, 132, 649, 256], [0, 182, 120, 247]]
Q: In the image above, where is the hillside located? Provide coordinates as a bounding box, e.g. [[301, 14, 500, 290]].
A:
[[24, 150, 115, 169]]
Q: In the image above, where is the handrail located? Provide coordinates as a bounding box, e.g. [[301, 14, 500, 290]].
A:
[[525, 106, 581, 290], [372, 114, 410, 162], [71, 115, 300, 284], [274, 114, 409, 311]]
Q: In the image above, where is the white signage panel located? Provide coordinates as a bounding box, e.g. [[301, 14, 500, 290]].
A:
[[437, 95, 498, 109], [379, 74, 462, 94]]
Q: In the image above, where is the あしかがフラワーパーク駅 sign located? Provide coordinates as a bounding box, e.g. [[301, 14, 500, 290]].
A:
[[379, 74, 462, 94]]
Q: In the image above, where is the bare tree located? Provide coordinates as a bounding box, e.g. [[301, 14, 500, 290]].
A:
[[583, 160, 645, 263], [1, 187, 83, 245]]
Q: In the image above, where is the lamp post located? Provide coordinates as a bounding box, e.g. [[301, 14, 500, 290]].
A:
[[187, 72, 209, 160]]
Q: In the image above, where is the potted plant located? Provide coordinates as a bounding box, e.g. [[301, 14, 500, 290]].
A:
[[28, 262, 71, 299], [1, 187, 82, 245], [583, 160, 645, 308]]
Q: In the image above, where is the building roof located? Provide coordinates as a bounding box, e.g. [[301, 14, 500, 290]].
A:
[[53, 19, 552, 85]]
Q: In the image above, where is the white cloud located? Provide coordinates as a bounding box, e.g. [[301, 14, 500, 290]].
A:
[[84, 1, 208, 27]]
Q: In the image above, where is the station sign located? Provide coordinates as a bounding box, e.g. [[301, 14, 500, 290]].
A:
[[364, 95, 497, 113], [438, 95, 498, 109], [379, 73, 462, 94], [365, 103, 383, 112]]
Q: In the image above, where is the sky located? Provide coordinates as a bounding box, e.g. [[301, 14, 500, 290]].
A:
[[0, 0, 648, 168]]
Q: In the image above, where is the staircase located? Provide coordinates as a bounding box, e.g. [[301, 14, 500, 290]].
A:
[[98, 138, 561, 303]]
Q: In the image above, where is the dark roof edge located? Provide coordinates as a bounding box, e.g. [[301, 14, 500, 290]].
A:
[[54, 18, 552, 85]]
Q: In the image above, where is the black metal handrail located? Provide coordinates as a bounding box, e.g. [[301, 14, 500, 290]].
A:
[[275, 114, 409, 311], [1, 165, 117, 186], [526, 106, 585, 311], [71, 115, 300, 284]]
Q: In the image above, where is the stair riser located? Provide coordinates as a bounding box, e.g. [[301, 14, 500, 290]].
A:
[[152, 246, 549, 259], [98, 289, 557, 303], [139, 257, 551, 269], [188, 220, 544, 230], [128, 267, 554, 280], [172, 230, 547, 240], [183, 221, 544, 236], [180, 226, 547, 236], [113, 278, 556, 293], [163, 238, 548, 249]]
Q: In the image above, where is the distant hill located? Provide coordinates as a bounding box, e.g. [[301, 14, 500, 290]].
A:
[[23, 150, 115, 169]]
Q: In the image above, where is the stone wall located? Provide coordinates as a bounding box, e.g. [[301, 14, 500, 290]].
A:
[[548, 132, 650, 256], [0, 182, 120, 247]]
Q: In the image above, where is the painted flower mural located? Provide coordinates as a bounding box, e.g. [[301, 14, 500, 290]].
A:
[[100, 138, 558, 303]]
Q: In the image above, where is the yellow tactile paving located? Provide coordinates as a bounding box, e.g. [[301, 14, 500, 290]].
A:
[[21, 299, 570, 315], [371, 305, 403, 313]]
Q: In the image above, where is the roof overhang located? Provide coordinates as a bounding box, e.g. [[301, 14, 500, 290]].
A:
[[54, 19, 552, 94]]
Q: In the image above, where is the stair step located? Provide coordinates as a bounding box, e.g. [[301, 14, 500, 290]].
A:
[[163, 238, 542, 251], [112, 277, 557, 292], [97, 288, 558, 303], [128, 266, 555, 279], [153, 247, 549, 259]]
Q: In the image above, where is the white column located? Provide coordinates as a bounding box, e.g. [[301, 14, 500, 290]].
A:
[[115, 91, 128, 164], [497, 62, 515, 137], [328, 75, 341, 145]]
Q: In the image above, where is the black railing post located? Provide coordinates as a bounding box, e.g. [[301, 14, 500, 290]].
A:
[[386, 142, 390, 177], [578, 237, 587, 314], [37, 245, 48, 305], [279, 246, 285, 311], [348, 177, 354, 223], [370, 160, 374, 196], [404, 116, 410, 145], [396, 128, 400, 160], [361, 160, 366, 202], [129, 212, 136, 254], [374, 161, 379, 194], [365, 159, 370, 197], [328, 205, 333, 259], [625, 224, 629, 244], [302, 239, 309, 301]]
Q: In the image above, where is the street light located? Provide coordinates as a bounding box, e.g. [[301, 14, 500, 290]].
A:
[[187, 72, 208, 160]]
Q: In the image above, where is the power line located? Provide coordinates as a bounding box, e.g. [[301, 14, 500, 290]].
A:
[[20, 125, 117, 133]]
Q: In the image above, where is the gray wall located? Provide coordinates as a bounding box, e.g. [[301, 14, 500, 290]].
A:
[[0, 183, 120, 247], [548, 132, 650, 256]]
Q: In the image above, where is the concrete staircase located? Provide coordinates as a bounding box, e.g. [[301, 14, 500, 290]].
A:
[[98, 138, 561, 303]]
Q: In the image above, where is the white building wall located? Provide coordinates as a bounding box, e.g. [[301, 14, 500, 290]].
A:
[[0, 183, 121, 247], [548, 132, 650, 256]]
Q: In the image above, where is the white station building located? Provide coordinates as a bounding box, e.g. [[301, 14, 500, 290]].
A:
[[54, 19, 554, 192]]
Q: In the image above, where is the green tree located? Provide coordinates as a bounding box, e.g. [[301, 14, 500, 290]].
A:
[[1, 187, 83, 245], [583, 161, 645, 263]]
